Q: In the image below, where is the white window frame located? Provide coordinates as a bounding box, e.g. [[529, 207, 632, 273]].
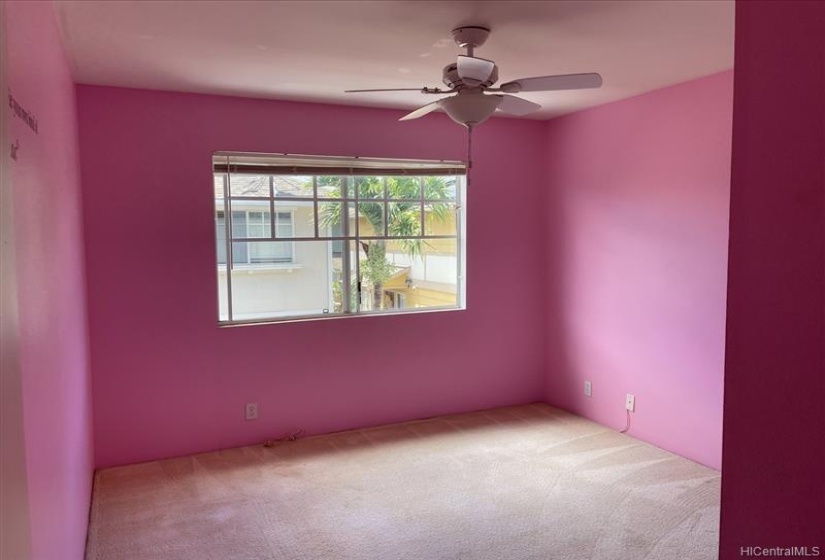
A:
[[214, 152, 466, 325]]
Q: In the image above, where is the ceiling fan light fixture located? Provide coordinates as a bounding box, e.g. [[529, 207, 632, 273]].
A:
[[439, 92, 503, 128]]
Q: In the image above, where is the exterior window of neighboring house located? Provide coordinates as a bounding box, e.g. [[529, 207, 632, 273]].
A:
[[213, 152, 467, 324], [216, 210, 294, 265]]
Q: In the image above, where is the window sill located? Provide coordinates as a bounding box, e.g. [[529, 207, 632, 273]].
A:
[[218, 305, 465, 328]]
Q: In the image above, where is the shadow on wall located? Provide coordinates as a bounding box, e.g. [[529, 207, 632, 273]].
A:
[[543, 154, 574, 420]]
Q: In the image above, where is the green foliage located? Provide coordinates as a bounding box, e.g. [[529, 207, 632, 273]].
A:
[[318, 175, 455, 310], [318, 175, 453, 236], [330, 271, 359, 313], [359, 242, 395, 287]]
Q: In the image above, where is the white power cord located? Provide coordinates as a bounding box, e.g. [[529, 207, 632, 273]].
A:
[[620, 410, 631, 434]]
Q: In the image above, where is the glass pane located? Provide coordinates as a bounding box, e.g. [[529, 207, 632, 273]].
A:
[[386, 176, 421, 200], [229, 174, 270, 197], [253, 242, 291, 264], [424, 176, 457, 201], [229, 241, 337, 320], [355, 176, 384, 199], [316, 176, 350, 199], [217, 264, 229, 321], [357, 201, 384, 237], [273, 175, 313, 197], [229, 201, 269, 238], [276, 214, 291, 239], [316, 201, 340, 230], [330, 240, 358, 313], [231, 237, 249, 264], [216, 211, 228, 265], [387, 202, 422, 237], [246, 211, 270, 238], [215, 174, 230, 320], [232, 241, 293, 265], [399, 237, 458, 309], [229, 210, 247, 241], [317, 201, 355, 238], [359, 236, 458, 312], [274, 200, 310, 238], [424, 202, 458, 236], [357, 240, 387, 311], [214, 174, 226, 203]]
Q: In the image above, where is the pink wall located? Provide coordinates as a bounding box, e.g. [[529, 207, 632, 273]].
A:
[[76, 86, 548, 468], [720, 1, 825, 555], [543, 71, 733, 469], [0, 3, 32, 558], [5, 1, 95, 559]]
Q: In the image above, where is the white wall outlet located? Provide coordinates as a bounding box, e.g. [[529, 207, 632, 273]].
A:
[[584, 381, 592, 397], [625, 393, 635, 412], [245, 403, 258, 420]]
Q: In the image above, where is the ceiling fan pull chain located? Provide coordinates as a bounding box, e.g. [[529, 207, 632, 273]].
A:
[[466, 125, 473, 189]]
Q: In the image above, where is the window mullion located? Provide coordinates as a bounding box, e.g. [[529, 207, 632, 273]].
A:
[[354, 175, 361, 313], [383, 177, 389, 238], [419, 176, 425, 238], [269, 176, 275, 239], [457, 175, 465, 307], [341, 176, 352, 314], [289, 210, 296, 264], [313, 176, 319, 239], [354, 175, 360, 240], [223, 166, 234, 322]]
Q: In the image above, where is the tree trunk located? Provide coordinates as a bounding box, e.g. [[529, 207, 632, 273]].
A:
[[373, 282, 384, 310]]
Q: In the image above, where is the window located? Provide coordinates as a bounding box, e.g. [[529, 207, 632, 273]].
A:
[[214, 152, 466, 324], [216, 210, 294, 265]]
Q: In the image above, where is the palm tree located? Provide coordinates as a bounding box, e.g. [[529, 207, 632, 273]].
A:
[[319, 175, 454, 310]]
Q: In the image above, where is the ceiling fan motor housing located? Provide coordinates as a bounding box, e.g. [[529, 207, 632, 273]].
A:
[[442, 63, 499, 89], [451, 26, 491, 49]]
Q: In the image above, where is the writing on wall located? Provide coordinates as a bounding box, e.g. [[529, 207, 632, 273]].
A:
[[8, 90, 38, 134]]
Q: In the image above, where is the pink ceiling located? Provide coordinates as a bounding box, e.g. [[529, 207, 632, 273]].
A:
[[55, 0, 734, 119]]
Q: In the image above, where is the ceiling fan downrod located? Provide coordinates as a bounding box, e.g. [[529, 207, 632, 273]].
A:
[[451, 26, 491, 58]]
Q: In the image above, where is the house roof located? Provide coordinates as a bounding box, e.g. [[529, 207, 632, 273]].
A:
[[214, 174, 313, 199]]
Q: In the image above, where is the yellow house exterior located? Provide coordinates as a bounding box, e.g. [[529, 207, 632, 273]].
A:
[[379, 210, 458, 309]]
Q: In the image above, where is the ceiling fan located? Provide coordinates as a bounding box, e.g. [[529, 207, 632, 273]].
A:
[[346, 26, 603, 129]]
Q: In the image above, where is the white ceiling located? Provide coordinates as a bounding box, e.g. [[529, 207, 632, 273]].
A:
[[55, 0, 734, 119]]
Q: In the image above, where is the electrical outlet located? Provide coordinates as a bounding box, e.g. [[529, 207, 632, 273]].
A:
[[625, 394, 635, 412], [245, 403, 258, 421], [584, 381, 592, 397]]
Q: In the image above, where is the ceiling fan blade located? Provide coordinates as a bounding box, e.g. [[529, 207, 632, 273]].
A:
[[457, 55, 495, 86], [399, 100, 443, 121], [496, 95, 541, 116], [345, 88, 433, 93], [500, 73, 603, 93]]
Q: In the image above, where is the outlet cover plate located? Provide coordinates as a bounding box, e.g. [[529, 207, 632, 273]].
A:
[[245, 403, 258, 420], [625, 394, 635, 412], [584, 381, 592, 397]]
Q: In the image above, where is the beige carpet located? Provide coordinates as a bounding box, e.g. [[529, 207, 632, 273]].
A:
[[85, 404, 720, 560]]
